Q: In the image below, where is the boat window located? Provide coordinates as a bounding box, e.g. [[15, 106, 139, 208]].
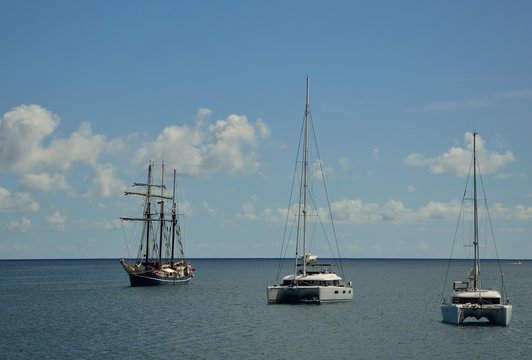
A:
[[334, 290, 339, 294], [452, 297, 501, 305]]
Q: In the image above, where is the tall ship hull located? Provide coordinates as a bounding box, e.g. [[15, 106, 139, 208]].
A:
[[120, 259, 194, 287]]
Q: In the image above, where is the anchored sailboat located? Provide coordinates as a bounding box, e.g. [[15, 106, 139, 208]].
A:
[[440, 132, 512, 325], [120, 162, 194, 286], [267, 77, 353, 304]]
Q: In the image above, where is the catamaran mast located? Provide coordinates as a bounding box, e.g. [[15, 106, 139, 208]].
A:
[[473, 132, 480, 289], [302, 76, 310, 277]]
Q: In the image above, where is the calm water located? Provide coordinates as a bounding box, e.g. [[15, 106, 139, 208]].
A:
[[1, 258, 531, 359]]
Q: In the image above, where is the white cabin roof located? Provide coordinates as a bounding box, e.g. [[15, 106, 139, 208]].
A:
[[452, 289, 501, 298], [282, 272, 343, 281]]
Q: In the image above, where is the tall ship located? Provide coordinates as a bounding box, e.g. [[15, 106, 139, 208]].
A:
[[440, 132, 512, 325], [120, 162, 194, 286], [267, 77, 353, 304]]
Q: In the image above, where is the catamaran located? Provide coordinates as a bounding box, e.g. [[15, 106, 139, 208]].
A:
[[267, 78, 353, 304], [120, 162, 194, 286], [440, 132, 512, 325]]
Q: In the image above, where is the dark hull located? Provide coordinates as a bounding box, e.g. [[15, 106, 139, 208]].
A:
[[120, 258, 194, 287], [128, 272, 193, 287]]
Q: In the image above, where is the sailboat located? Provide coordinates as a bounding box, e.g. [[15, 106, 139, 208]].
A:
[[267, 77, 353, 304], [119, 162, 195, 286], [440, 132, 512, 325]]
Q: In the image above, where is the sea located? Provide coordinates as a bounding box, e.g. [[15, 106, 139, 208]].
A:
[[1, 258, 531, 359]]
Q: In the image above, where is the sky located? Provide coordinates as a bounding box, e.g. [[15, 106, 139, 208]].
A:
[[1, 1, 531, 259]]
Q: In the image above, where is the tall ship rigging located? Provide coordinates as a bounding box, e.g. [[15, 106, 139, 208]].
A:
[[120, 162, 194, 286]]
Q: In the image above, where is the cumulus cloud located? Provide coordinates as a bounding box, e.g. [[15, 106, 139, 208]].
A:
[[93, 218, 122, 231], [7, 217, 32, 232], [21, 173, 70, 192], [0, 105, 107, 174], [46, 210, 66, 232], [202, 201, 217, 216], [405, 132, 515, 176], [1, 105, 272, 203], [133, 109, 270, 176], [0, 187, 39, 212], [237, 202, 258, 220], [89, 163, 125, 198], [490, 203, 532, 221], [249, 198, 479, 225], [0, 104, 59, 173], [0, 104, 118, 197]]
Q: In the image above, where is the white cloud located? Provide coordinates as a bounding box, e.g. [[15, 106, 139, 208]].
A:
[[251, 198, 477, 225], [202, 201, 217, 216], [490, 203, 532, 221], [421, 88, 532, 113], [498, 89, 532, 99], [0, 104, 59, 173], [405, 132, 515, 176], [0, 105, 107, 175], [0, 104, 119, 197], [7, 217, 32, 232], [339, 157, 350, 172], [46, 210, 66, 232], [133, 109, 270, 176], [94, 218, 122, 231], [0, 187, 39, 212], [21, 173, 70, 192], [237, 201, 257, 220], [89, 163, 125, 198], [177, 199, 192, 217]]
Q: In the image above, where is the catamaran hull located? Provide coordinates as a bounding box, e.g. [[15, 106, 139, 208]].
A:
[[128, 273, 193, 287], [440, 303, 512, 325], [267, 285, 353, 304]]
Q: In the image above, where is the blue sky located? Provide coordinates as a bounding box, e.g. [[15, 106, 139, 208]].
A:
[[1, 1, 531, 259]]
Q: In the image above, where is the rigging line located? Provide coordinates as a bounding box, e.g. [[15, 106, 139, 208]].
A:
[[478, 163, 508, 300], [441, 157, 473, 301], [275, 113, 305, 281], [308, 111, 345, 278], [121, 220, 133, 259]]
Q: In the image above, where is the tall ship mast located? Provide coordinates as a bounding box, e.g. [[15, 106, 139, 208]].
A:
[[120, 161, 194, 286]]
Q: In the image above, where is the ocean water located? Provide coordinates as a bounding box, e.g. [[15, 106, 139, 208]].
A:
[[1, 258, 531, 359]]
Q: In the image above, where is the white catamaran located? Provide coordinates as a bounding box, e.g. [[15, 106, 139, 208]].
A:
[[440, 132, 512, 325], [120, 162, 194, 286], [267, 78, 353, 304]]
